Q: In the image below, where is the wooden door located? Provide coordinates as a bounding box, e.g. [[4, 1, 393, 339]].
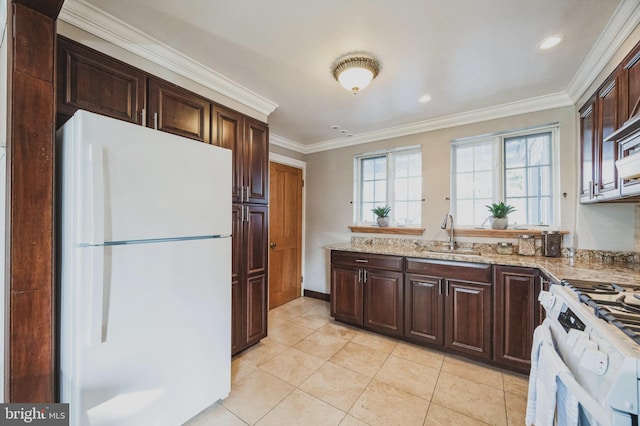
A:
[[444, 279, 492, 359], [494, 266, 539, 372], [148, 78, 211, 143], [268, 162, 303, 308], [330, 265, 364, 326], [364, 269, 404, 337], [231, 204, 243, 355], [404, 274, 444, 345]]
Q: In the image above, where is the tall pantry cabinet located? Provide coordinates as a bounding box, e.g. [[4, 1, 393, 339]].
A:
[[56, 36, 270, 356], [213, 106, 269, 355]]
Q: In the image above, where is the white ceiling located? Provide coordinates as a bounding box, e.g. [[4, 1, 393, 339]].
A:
[[60, 0, 640, 152]]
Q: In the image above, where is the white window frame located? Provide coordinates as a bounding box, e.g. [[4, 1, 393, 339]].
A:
[[353, 145, 422, 226], [451, 124, 560, 228]]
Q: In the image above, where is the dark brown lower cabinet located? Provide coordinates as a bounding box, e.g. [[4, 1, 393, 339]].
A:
[[330, 264, 363, 326], [404, 274, 443, 345], [404, 258, 493, 360], [330, 251, 404, 337], [493, 265, 541, 373], [232, 204, 268, 355]]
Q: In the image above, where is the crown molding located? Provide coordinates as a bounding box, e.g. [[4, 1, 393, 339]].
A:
[[293, 92, 573, 154], [566, 0, 640, 103], [58, 0, 278, 117]]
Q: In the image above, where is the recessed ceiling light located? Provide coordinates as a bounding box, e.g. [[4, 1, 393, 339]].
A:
[[339, 129, 348, 134], [331, 125, 340, 130], [538, 35, 562, 50], [419, 94, 432, 103]]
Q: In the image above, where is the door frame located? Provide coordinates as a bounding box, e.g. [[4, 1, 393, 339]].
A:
[[269, 153, 306, 298]]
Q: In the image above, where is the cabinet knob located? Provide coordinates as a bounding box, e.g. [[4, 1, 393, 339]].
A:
[[270, 242, 277, 249]]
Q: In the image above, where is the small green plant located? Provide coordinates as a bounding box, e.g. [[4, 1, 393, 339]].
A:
[[486, 202, 515, 218], [372, 205, 391, 218]]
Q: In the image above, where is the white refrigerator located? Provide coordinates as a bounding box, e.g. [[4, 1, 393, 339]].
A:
[[58, 110, 231, 425]]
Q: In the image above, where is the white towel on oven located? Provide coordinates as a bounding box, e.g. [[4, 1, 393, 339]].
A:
[[536, 344, 572, 425], [526, 319, 555, 425], [557, 376, 580, 426]]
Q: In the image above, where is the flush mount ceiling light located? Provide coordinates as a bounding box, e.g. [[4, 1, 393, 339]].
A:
[[538, 35, 563, 50], [333, 56, 380, 94]]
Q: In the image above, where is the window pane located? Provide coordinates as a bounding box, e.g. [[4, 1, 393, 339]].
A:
[[409, 154, 421, 176], [362, 181, 374, 202], [474, 199, 492, 225], [407, 177, 421, 199], [457, 173, 474, 198], [362, 158, 375, 180], [374, 157, 387, 179], [374, 181, 386, 200], [475, 144, 493, 170], [506, 198, 526, 225], [505, 138, 526, 168], [474, 171, 493, 198], [506, 168, 525, 197], [395, 179, 408, 200], [456, 146, 474, 173], [457, 200, 474, 225]]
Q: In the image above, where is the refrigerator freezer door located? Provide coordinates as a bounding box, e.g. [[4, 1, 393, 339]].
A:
[[60, 237, 231, 426], [60, 110, 231, 245]]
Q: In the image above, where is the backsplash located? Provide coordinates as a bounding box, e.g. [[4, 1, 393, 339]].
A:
[[351, 236, 640, 264]]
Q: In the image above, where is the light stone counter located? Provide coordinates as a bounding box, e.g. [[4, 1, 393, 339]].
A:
[[326, 241, 640, 285]]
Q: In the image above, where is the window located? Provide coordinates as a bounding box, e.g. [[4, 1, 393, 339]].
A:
[[451, 125, 558, 227], [355, 146, 422, 226]]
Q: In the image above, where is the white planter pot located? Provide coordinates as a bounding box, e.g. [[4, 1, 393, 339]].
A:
[[377, 217, 390, 227], [491, 217, 508, 230]]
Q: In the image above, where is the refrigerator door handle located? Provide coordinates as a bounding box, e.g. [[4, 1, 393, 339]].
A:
[[89, 145, 105, 245], [89, 245, 110, 345]]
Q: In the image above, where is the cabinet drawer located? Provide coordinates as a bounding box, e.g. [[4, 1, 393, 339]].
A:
[[331, 251, 403, 272], [405, 258, 492, 283]]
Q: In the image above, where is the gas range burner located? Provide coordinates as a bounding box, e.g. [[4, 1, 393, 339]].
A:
[[561, 278, 640, 345], [563, 279, 640, 294]]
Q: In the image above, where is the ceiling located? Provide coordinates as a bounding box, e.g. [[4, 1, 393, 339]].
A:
[[59, 0, 639, 152]]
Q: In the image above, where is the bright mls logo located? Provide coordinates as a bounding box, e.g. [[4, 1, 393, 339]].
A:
[[1, 404, 68, 425]]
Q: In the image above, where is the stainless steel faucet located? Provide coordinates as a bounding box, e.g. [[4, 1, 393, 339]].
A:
[[440, 213, 455, 251]]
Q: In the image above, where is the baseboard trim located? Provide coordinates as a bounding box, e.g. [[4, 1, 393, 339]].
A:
[[303, 289, 330, 302]]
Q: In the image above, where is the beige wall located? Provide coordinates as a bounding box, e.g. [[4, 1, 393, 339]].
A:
[[304, 106, 597, 293]]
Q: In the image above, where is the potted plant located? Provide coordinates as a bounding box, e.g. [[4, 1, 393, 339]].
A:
[[372, 205, 391, 227], [486, 201, 515, 230]]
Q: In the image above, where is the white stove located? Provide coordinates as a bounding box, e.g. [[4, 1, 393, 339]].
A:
[[537, 280, 640, 425]]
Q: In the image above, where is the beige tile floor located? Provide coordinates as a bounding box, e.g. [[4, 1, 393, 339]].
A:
[[187, 297, 529, 425]]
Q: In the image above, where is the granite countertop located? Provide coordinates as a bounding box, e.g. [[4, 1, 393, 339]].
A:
[[326, 242, 640, 285]]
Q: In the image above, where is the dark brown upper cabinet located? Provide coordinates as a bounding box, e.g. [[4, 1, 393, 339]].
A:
[[147, 78, 211, 143], [57, 36, 147, 127]]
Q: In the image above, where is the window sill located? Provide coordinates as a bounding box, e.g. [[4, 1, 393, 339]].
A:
[[454, 228, 570, 238], [348, 226, 425, 235]]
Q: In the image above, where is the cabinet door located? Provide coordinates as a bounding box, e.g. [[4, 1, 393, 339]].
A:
[[621, 44, 640, 121], [494, 266, 539, 372], [330, 265, 363, 326], [444, 280, 492, 359], [244, 205, 268, 345], [404, 274, 443, 345], [580, 100, 596, 202], [244, 118, 269, 204], [148, 78, 211, 143], [596, 76, 620, 199], [364, 269, 404, 337], [213, 106, 244, 201], [57, 36, 146, 126], [232, 204, 268, 354], [231, 205, 244, 355]]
